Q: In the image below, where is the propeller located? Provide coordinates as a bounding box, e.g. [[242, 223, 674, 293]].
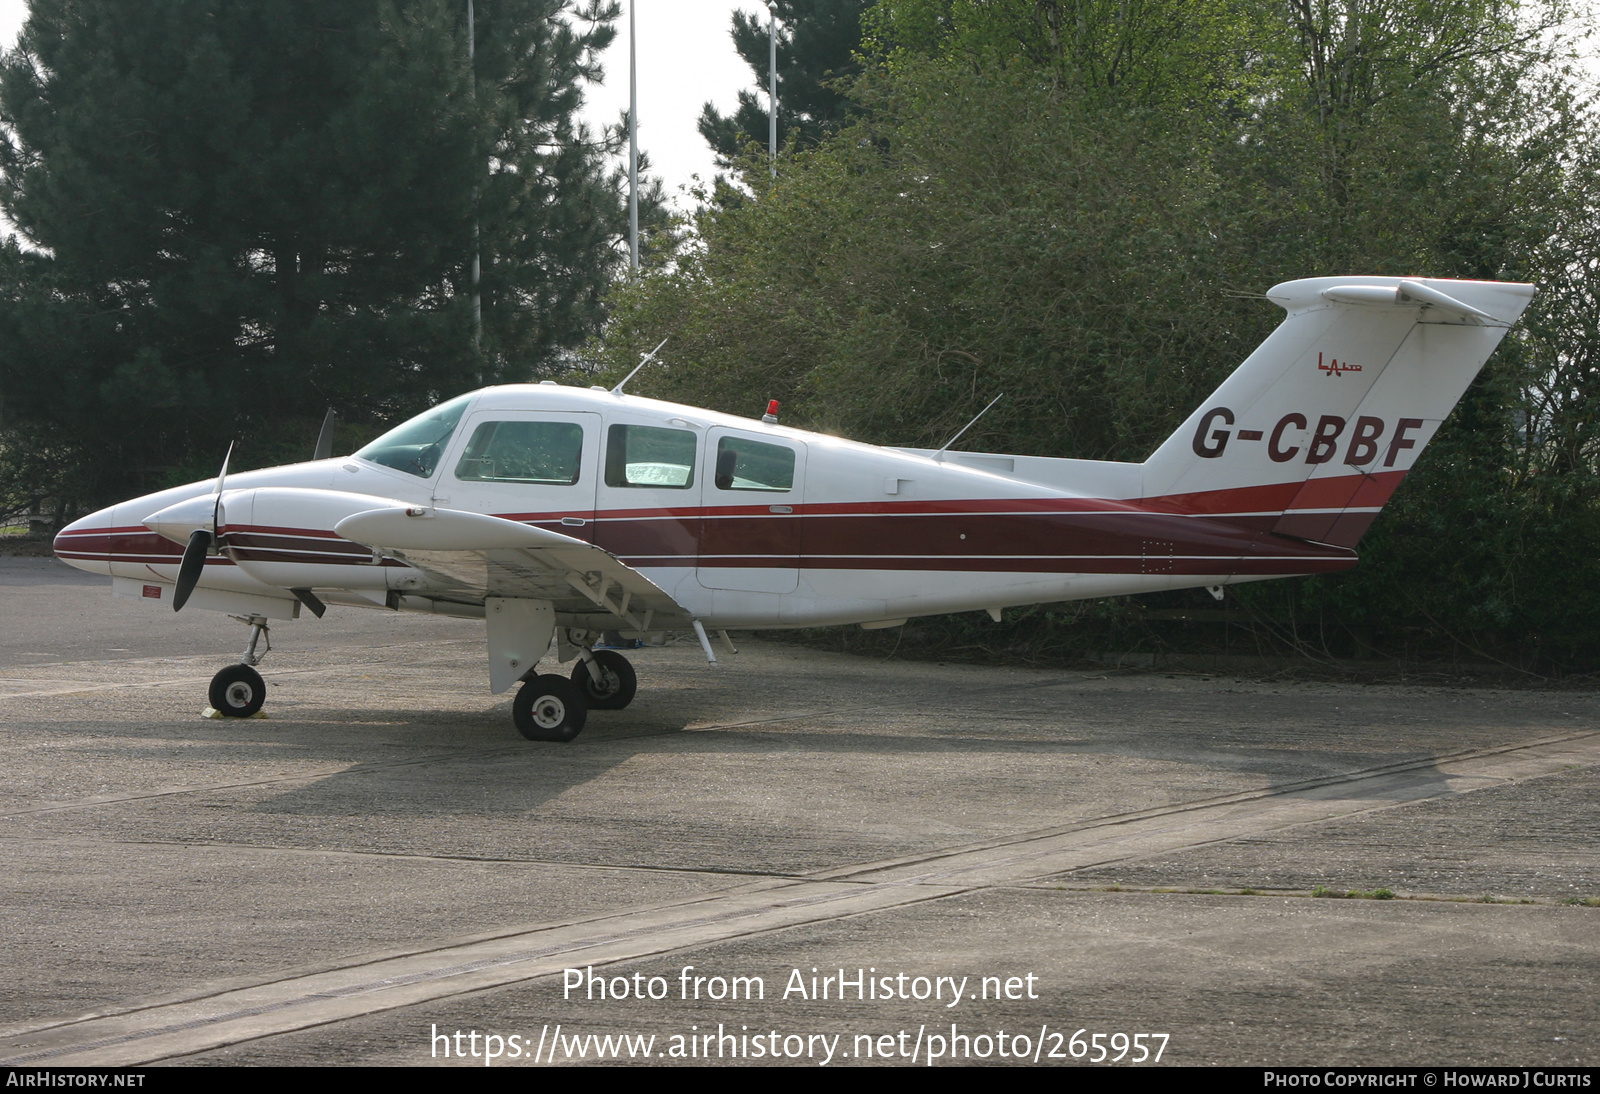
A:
[[173, 444, 232, 612], [313, 407, 337, 461]]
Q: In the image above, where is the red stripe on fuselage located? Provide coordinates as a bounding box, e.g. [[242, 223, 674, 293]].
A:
[[1142, 470, 1409, 516], [55, 470, 1385, 576]]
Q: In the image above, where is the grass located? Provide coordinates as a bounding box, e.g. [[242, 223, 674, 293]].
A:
[[1312, 885, 1397, 900]]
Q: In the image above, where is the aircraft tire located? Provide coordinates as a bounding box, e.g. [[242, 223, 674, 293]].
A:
[[209, 664, 266, 718], [514, 675, 588, 742], [571, 650, 637, 710]]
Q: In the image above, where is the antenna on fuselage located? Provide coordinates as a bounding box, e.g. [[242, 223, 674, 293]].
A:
[[933, 392, 1004, 460], [611, 337, 668, 395]]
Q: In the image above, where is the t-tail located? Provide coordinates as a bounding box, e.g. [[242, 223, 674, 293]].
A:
[[1139, 275, 1534, 546]]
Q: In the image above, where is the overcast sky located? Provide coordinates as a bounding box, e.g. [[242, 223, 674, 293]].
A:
[[584, 2, 767, 206], [0, 1, 766, 218]]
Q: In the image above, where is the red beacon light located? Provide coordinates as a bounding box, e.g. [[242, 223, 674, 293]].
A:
[[762, 399, 780, 424]]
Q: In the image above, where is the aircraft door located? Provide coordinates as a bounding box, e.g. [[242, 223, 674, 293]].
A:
[[439, 410, 601, 541], [592, 417, 705, 573], [697, 429, 806, 594]]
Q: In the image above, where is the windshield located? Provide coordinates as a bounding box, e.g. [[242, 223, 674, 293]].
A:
[[355, 393, 474, 478]]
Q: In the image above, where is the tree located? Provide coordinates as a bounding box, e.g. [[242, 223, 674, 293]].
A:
[[864, 0, 1264, 109], [698, 0, 871, 166], [0, 0, 634, 508], [1189, 0, 1600, 664], [599, 60, 1262, 461], [593, 0, 1600, 665]]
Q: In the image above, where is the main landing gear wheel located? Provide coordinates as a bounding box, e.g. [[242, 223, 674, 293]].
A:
[[571, 650, 637, 710], [209, 664, 265, 718], [513, 675, 588, 742]]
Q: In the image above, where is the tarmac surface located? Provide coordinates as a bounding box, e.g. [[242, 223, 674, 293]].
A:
[[0, 555, 1596, 1067]]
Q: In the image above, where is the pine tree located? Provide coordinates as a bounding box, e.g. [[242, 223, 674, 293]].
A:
[[0, 0, 631, 503], [697, 0, 869, 166]]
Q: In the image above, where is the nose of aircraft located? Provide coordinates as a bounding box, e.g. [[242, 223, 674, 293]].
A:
[[52, 503, 122, 576]]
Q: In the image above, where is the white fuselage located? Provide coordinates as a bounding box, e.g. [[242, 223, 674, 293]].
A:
[[54, 383, 1353, 630]]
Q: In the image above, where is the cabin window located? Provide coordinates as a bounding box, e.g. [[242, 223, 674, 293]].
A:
[[604, 424, 696, 488], [714, 437, 795, 492], [454, 421, 583, 485], [355, 393, 473, 478]]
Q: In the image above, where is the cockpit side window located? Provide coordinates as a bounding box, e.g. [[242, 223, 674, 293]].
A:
[[355, 393, 474, 478], [713, 437, 795, 492], [604, 424, 696, 488], [454, 421, 583, 484]]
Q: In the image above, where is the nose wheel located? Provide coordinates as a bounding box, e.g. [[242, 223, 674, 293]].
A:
[[206, 614, 271, 719], [209, 663, 266, 718]]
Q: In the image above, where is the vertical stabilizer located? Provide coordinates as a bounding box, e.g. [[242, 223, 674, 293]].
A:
[[1139, 276, 1534, 546]]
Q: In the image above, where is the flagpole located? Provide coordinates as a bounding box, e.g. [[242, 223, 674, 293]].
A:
[[768, 2, 777, 178], [629, 0, 639, 271]]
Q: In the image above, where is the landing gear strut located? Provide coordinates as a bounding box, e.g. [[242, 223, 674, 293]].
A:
[[208, 615, 270, 718]]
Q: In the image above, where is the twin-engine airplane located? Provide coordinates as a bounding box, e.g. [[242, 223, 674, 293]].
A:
[[54, 276, 1534, 741]]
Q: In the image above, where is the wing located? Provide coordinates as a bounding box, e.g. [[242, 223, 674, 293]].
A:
[[333, 506, 692, 633]]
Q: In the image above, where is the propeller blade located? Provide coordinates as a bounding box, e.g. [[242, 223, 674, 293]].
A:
[[213, 442, 233, 498], [313, 408, 337, 461], [173, 444, 234, 611], [172, 528, 212, 612], [212, 441, 233, 527], [209, 441, 234, 543]]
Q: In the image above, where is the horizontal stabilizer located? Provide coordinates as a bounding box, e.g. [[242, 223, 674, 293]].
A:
[[1321, 279, 1498, 323]]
